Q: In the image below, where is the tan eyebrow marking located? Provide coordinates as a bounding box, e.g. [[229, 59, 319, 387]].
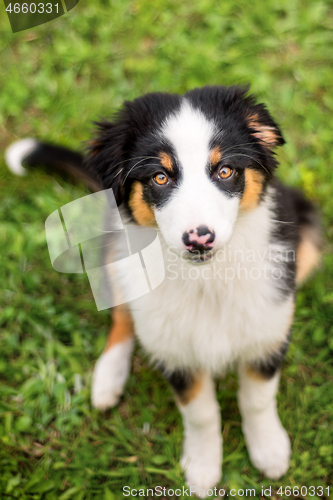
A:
[[159, 152, 174, 172], [209, 146, 222, 166]]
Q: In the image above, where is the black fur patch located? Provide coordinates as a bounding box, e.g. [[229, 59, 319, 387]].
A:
[[84, 92, 182, 205], [269, 179, 321, 297], [250, 331, 291, 379], [157, 364, 194, 398], [23, 142, 101, 192]]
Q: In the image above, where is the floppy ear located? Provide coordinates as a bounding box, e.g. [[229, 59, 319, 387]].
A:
[[84, 113, 132, 204], [245, 103, 285, 150]]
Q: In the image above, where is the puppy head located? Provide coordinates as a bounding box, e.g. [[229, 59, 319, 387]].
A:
[[86, 86, 284, 262]]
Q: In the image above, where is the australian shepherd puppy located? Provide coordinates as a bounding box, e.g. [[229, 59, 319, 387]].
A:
[[6, 85, 321, 493]]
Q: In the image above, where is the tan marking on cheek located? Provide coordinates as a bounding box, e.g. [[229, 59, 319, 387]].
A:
[[104, 307, 134, 352], [175, 373, 203, 406], [296, 229, 321, 286], [129, 181, 156, 226], [209, 146, 222, 166], [239, 169, 264, 211], [159, 152, 173, 172]]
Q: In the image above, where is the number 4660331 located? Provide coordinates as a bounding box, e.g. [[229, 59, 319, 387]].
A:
[[5, 3, 59, 14]]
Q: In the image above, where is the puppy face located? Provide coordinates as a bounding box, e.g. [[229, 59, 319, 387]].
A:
[[86, 86, 284, 262]]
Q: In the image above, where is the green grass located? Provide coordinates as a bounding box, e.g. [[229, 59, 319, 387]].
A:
[[0, 0, 333, 498]]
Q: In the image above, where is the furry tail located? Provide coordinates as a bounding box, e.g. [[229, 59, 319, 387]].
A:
[[5, 138, 102, 192], [295, 192, 322, 286]]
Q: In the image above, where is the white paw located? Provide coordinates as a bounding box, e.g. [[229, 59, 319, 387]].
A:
[[91, 339, 133, 410], [180, 432, 222, 495], [181, 454, 221, 495], [243, 415, 291, 480]]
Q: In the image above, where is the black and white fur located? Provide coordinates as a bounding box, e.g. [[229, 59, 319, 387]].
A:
[[6, 86, 321, 494]]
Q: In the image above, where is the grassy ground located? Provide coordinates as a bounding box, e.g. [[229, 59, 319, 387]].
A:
[[0, 0, 333, 498]]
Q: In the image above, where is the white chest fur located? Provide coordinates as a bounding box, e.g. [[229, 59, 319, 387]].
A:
[[121, 196, 294, 374]]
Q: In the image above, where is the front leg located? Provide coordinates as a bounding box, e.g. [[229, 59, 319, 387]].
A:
[[92, 306, 134, 410], [164, 369, 222, 494], [237, 354, 291, 480]]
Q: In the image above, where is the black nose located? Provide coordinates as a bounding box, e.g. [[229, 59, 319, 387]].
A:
[[182, 225, 215, 254]]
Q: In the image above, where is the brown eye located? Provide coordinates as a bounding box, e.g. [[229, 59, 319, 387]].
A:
[[154, 173, 168, 185], [218, 166, 233, 179]]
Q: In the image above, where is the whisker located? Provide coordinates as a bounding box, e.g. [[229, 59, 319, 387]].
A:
[[110, 156, 162, 180], [123, 163, 171, 184], [219, 153, 270, 175], [270, 219, 295, 225], [221, 142, 256, 153], [122, 157, 162, 185], [236, 214, 295, 226]]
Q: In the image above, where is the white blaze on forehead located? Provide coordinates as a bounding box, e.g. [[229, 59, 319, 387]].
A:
[[161, 99, 216, 174], [156, 99, 239, 250]]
